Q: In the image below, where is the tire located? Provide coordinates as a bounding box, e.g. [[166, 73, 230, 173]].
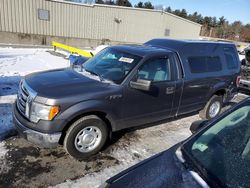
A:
[[63, 115, 108, 160], [199, 95, 223, 120]]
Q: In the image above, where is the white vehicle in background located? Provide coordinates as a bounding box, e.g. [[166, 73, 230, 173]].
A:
[[237, 44, 248, 55], [93, 45, 109, 55]]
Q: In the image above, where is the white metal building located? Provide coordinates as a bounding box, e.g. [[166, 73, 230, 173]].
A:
[[0, 0, 201, 47]]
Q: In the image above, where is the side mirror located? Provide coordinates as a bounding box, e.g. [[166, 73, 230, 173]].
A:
[[190, 120, 209, 134], [130, 79, 151, 91], [69, 55, 89, 71]]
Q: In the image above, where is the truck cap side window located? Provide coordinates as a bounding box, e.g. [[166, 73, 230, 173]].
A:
[[188, 56, 222, 73], [138, 57, 171, 82], [224, 47, 239, 70]]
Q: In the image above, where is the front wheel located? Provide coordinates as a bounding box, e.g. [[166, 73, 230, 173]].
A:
[[199, 95, 223, 120], [63, 115, 108, 160]]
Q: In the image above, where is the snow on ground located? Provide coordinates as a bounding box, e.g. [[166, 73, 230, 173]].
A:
[[0, 47, 68, 140], [239, 54, 245, 61], [0, 141, 8, 174], [0, 141, 7, 158]]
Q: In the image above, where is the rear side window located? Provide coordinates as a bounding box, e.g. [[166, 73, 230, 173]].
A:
[[224, 47, 239, 69], [188, 56, 222, 73]]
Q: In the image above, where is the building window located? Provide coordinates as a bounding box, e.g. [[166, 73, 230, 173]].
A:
[[165, 29, 170, 36], [38, 9, 50, 21]]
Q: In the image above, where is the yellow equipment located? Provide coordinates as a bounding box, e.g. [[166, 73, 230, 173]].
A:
[[52, 41, 93, 58]]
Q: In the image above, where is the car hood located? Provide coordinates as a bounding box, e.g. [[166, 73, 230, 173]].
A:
[[106, 145, 202, 188], [25, 68, 110, 99]]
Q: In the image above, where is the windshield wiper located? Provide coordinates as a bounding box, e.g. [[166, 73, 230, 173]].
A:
[[84, 68, 104, 81]]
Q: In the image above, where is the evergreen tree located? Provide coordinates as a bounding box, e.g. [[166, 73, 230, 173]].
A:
[[95, 0, 104, 4], [218, 16, 226, 26], [165, 6, 172, 13], [105, 0, 115, 5], [135, 1, 143, 8], [179, 9, 187, 18], [144, 1, 154, 9], [116, 0, 132, 7]]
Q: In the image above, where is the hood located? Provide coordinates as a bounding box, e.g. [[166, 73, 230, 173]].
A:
[[25, 68, 110, 99], [106, 145, 202, 188]]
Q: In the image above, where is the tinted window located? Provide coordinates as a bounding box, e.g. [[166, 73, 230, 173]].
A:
[[188, 56, 222, 73], [207, 56, 222, 72], [224, 47, 239, 69], [138, 58, 171, 82]]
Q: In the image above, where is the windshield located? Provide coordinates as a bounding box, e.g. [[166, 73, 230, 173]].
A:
[[83, 47, 141, 84], [183, 105, 250, 188]]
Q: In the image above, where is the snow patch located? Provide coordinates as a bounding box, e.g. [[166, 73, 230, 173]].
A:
[[0, 141, 7, 158], [0, 47, 68, 140], [0, 141, 8, 174], [0, 95, 17, 104]]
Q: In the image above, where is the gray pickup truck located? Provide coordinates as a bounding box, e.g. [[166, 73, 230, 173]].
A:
[[13, 39, 240, 159]]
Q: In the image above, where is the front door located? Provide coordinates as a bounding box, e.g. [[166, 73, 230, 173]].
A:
[[121, 55, 177, 128]]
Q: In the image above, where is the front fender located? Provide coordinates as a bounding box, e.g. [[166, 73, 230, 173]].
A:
[[56, 100, 120, 131]]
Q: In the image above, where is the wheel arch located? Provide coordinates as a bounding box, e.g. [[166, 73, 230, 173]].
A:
[[59, 110, 114, 145], [214, 88, 226, 97]]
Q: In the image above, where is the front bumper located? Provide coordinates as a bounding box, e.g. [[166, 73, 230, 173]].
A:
[[239, 79, 250, 90], [13, 102, 62, 148]]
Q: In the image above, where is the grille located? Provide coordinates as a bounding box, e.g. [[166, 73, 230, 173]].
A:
[[17, 81, 29, 117]]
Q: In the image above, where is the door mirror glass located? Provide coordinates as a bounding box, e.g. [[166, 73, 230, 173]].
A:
[[130, 79, 151, 91], [190, 120, 209, 134], [69, 54, 89, 71]]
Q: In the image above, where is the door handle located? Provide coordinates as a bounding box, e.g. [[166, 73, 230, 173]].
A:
[[166, 87, 175, 94]]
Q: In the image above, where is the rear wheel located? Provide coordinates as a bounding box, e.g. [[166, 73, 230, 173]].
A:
[[63, 115, 108, 160], [199, 95, 223, 120]]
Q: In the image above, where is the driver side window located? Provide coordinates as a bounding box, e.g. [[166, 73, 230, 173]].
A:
[[138, 58, 171, 82]]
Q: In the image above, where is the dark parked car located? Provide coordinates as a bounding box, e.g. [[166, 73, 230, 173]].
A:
[[103, 98, 250, 188], [13, 39, 240, 159]]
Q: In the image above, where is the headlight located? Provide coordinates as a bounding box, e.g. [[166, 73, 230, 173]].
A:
[[30, 102, 60, 123]]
